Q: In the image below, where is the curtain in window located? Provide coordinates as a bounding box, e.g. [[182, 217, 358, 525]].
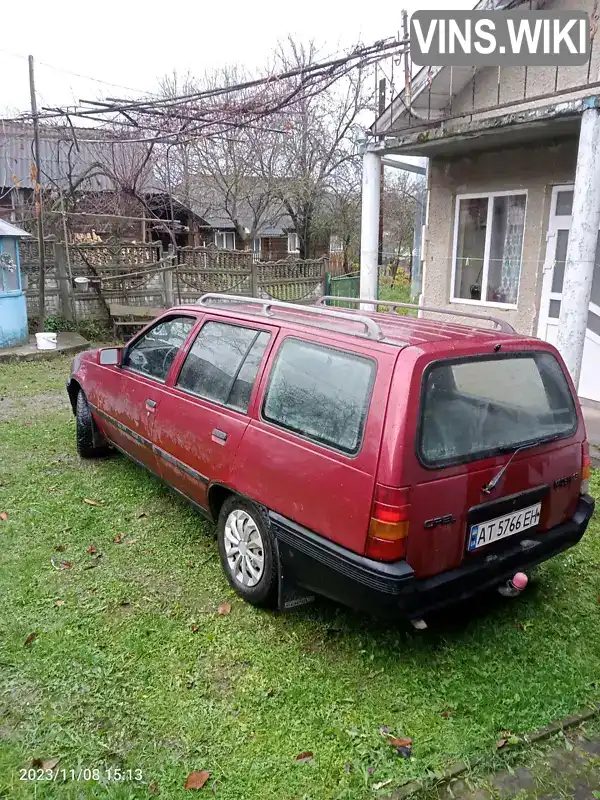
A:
[[500, 198, 526, 303]]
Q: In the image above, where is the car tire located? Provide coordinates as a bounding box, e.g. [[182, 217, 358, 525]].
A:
[[76, 390, 108, 459], [217, 496, 278, 607]]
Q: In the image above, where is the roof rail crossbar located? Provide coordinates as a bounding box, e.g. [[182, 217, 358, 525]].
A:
[[196, 293, 385, 341], [316, 296, 516, 333]]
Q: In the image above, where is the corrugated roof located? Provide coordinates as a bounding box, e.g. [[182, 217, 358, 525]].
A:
[[0, 219, 31, 237], [0, 120, 153, 192]]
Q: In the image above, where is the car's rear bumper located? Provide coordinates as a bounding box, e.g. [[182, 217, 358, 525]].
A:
[[271, 494, 595, 617]]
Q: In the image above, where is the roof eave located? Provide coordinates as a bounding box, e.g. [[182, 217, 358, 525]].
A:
[[381, 96, 592, 157]]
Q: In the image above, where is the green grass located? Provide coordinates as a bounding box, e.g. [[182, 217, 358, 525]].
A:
[[1, 357, 599, 799], [378, 273, 411, 305], [378, 273, 416, 317]]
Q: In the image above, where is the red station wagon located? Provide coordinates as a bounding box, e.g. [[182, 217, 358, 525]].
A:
[[66, 293, 595, 622]]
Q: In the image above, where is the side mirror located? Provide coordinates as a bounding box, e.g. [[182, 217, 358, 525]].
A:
[[98, 347, 122, 366]]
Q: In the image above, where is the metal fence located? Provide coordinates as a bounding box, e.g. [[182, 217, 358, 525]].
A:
[[324, 272, 360, 307]]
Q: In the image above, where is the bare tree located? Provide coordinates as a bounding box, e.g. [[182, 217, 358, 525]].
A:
[[153, 68, 285, 249], [13, 123, 153, 243], [382, 170, 426, 280], [270, 38, 373, 259], [324, 158, 362, 272]]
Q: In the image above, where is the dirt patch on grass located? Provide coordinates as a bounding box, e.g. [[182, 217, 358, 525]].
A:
[[0, 678, 42, 739], [0, 392, 70, 422]]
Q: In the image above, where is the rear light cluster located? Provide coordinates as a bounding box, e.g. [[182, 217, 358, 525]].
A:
[[582, 441, 592, 494], [366, 484, 410, 562]]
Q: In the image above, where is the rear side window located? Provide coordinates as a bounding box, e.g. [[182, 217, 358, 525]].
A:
[[262, 338, 376, 454], [177, 322, 270, 412], [419, 352, 577, 467]]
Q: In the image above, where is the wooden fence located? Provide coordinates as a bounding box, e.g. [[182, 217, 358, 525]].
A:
[[20, 240, 327, 321]]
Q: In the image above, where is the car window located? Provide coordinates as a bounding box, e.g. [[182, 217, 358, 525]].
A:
[[177, 322, 271, 412], [419, 353, 577, 467], [123, 316, 196, 382], [262, 338, 376, 454]]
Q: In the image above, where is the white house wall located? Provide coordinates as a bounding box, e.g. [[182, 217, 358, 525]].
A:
[[423, 138, 578, 334]]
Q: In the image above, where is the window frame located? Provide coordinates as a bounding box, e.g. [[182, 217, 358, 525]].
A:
[[415, 350, 578, 470], [174, 318, 273, 414], [121, 314, 198, 384], [450, 189, 528, 310], [0, 237, 22, 295], [287, 232, 300, 253], [214, 231, 236, 250], [260, 336, 377, 457], [329, 235, 344, 254]]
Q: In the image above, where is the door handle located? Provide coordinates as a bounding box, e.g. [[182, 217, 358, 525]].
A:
[[211, 428, 228, 443], [146, 399, 157, 411]]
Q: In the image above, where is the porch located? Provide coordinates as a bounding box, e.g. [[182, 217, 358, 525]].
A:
[[363, 83, 600, 404]]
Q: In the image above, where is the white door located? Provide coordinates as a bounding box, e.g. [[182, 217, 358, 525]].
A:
[[537, 185, 600, 404]]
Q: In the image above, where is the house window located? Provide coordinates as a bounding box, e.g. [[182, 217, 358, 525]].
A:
[[287, 233, 299, 253], [329, 235, 344, 253], [214, 231, 236, 250], [452, 192, 526, 306], [0, 239, 20, 293]]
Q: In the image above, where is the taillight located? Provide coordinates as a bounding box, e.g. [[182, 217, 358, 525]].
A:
[[366, 484, 410, 562], [582, 441, 592, 494]]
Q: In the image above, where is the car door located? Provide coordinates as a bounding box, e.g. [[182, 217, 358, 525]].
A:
[[96, 314, 199, 471], [151, 317, 277, 509], [229, 333, 393, 555]]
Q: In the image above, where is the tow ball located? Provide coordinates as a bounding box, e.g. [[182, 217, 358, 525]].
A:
[[497, 572, 529, 598]]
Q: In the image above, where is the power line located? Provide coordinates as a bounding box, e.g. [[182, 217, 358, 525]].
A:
[[1, 36, 404, 157], [0, 46, 147, 94], [24, 37, 405, 127]]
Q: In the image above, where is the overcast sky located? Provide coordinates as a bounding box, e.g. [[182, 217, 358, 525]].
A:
[[0, 0, 475, 117]]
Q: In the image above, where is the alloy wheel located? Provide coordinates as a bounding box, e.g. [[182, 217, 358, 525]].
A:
[[223, 509, 265, 587]]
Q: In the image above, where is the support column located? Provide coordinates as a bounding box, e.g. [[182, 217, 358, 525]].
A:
[[557, 104, 600, 388], [359, 148, 381, 308], [54, 242, 74, 322], [410, 197, 424, 302]]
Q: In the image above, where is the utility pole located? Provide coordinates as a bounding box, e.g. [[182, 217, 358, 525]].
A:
[[377, 77, 386, 270], [28, 55, 46, 331]]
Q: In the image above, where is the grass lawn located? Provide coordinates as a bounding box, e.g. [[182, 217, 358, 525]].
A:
[[1, 356, 599, 799], [377, 273, 412, 307]]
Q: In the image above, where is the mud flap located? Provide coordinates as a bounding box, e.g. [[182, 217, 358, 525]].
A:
[[274, 538, 316, 612]]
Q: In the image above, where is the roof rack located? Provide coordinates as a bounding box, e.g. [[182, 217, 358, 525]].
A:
[[316, 297, 516, 333], [196, 293, 386, 341]]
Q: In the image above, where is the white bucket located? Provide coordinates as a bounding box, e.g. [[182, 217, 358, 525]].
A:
[[35, 332, 58, 350]]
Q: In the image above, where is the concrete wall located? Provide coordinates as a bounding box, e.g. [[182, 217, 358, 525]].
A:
[[422, 137, 578, 334]]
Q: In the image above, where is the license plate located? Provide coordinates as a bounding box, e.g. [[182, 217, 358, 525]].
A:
[[468, 502, 541, 551]]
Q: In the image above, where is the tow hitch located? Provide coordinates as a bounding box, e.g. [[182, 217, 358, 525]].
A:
[[497, 571, 528, 598]]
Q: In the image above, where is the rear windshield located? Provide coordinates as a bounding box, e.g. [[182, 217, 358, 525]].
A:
[[418, 352, 577, 467]]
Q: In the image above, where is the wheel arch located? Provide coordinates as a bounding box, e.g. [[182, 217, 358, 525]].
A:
[[67, 378, 82, 415], [207, 483, 235, 523]]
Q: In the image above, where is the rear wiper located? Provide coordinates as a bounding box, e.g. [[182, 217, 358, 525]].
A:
[[482, 435, 560, 495]]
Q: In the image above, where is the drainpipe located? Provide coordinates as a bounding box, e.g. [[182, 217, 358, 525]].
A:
[[359, 138, 381, 308], [557, 98, 600, 389]]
